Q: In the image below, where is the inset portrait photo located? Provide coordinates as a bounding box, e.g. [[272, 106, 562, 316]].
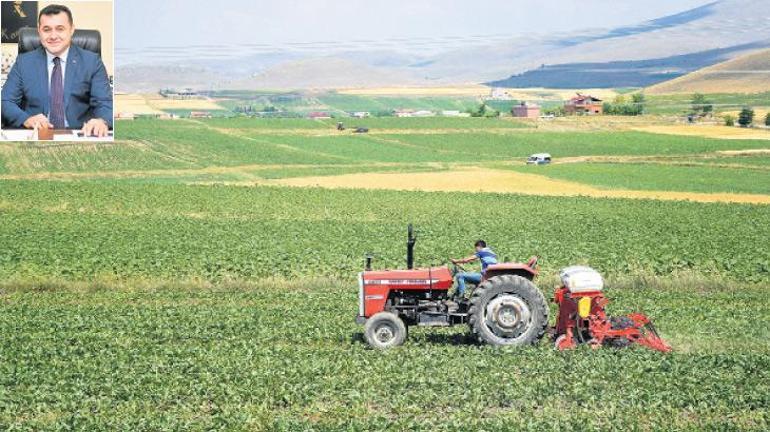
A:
[[1, 0, 113, 141]]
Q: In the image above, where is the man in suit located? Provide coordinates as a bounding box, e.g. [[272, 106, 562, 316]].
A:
[[1, 4, 112, 137]]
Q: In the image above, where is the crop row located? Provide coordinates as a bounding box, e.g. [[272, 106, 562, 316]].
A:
[[0, 181, 767, 282]]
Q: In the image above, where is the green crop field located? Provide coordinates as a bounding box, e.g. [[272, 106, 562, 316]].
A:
[[510, 163, 770, 195], [1, 181, 768, 282], [1, 116, 769, 430], [384, 131, 770, 158], [1, 277, 767, 430], [3, 120, 769, 178]]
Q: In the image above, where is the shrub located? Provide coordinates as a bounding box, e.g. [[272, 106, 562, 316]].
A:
[[738, 107, 754, 127]]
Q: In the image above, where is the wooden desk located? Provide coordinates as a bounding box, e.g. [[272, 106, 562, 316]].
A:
[[0, 129, 114, 142]]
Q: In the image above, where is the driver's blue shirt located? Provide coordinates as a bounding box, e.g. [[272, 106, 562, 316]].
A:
[[475, 247, 498, 274]]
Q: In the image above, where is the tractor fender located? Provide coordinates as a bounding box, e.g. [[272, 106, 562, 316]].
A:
[[483, 263, 538, 281]]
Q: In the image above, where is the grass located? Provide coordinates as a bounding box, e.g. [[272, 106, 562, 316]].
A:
[[0, 276, 767, 430], [509, 163, 770, 195]]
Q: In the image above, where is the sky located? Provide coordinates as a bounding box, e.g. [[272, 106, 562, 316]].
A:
[[115, 0, 715, 64]]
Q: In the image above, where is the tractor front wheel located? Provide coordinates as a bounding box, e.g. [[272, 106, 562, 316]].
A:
[[364, 312, 407, 349], [468, 275, 548, 347]]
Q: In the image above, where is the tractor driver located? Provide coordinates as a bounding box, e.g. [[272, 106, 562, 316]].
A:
[[450, 240, 497, 299]]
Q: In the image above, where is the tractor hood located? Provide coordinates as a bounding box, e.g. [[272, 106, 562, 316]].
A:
[[362, 266, 453, 290]]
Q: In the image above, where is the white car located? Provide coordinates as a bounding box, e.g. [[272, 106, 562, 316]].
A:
[[526, 153, 552, 165]]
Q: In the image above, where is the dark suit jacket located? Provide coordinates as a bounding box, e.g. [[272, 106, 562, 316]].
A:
[[1, 45, 113, 128]]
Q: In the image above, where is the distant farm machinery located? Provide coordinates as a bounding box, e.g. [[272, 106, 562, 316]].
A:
[[355, 225, 670, 352]]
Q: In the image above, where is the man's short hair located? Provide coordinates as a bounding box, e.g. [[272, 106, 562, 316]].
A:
[[39, 4, 73, 25], [475, 240, 487, 248]]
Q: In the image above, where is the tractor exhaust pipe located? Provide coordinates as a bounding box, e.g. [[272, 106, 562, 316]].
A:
[[406, 224, 416, 269]]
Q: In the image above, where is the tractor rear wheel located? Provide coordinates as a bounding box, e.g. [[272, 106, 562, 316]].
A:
[[468, 275, 548, 347], [364, 312, 407, 349]]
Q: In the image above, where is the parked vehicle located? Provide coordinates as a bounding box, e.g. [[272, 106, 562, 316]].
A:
[[526, 153, 552, 165]]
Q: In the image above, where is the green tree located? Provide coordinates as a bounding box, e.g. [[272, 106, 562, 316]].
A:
[[543, 106, 565, 117], [738, 107, 754, 127], [603, 93, 644, 116], [467, 104, 484, 117], [691, 93, 713, 117], [631, 93, 645, 115], [468, 103, 498, 117], [724, 114, 735, 127], [765, 112, 770, 126], [602, 102, 615, 115]]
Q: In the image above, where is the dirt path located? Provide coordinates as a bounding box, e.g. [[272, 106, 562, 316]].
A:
[[272, 168, 770, 205]]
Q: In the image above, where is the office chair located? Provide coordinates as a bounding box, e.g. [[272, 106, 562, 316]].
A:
[[18, 28, 101, 57]]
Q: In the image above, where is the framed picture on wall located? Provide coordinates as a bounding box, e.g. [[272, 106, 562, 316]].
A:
[[1, 1, 38, 43]]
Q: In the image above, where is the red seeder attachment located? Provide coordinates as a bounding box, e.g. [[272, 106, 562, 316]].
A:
[[552, 286, 671, 353]]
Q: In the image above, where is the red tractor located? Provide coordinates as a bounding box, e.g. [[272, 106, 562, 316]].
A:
[[356, 226, 671, 352], [356, 225, 549, 348]]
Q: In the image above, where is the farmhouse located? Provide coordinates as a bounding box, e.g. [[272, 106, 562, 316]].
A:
[[511, 102, 541, 119], [351, 111, 370, 118], [565, 93, 603, 115]]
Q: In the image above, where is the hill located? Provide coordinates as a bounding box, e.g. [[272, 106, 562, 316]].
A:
[[647, 48, 770, 94], [115, 0, 770, 92], [487, 42, 767, 89]]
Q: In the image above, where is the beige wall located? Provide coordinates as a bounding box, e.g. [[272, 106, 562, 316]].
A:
[[2, 1, 113, 76]]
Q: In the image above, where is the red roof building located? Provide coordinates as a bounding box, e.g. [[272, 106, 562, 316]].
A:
[[565, 93, 603, 115], [511, 102, 541, 119]]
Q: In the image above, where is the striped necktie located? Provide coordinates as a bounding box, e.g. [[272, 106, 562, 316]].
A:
[[50, 57, 65, 129]]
